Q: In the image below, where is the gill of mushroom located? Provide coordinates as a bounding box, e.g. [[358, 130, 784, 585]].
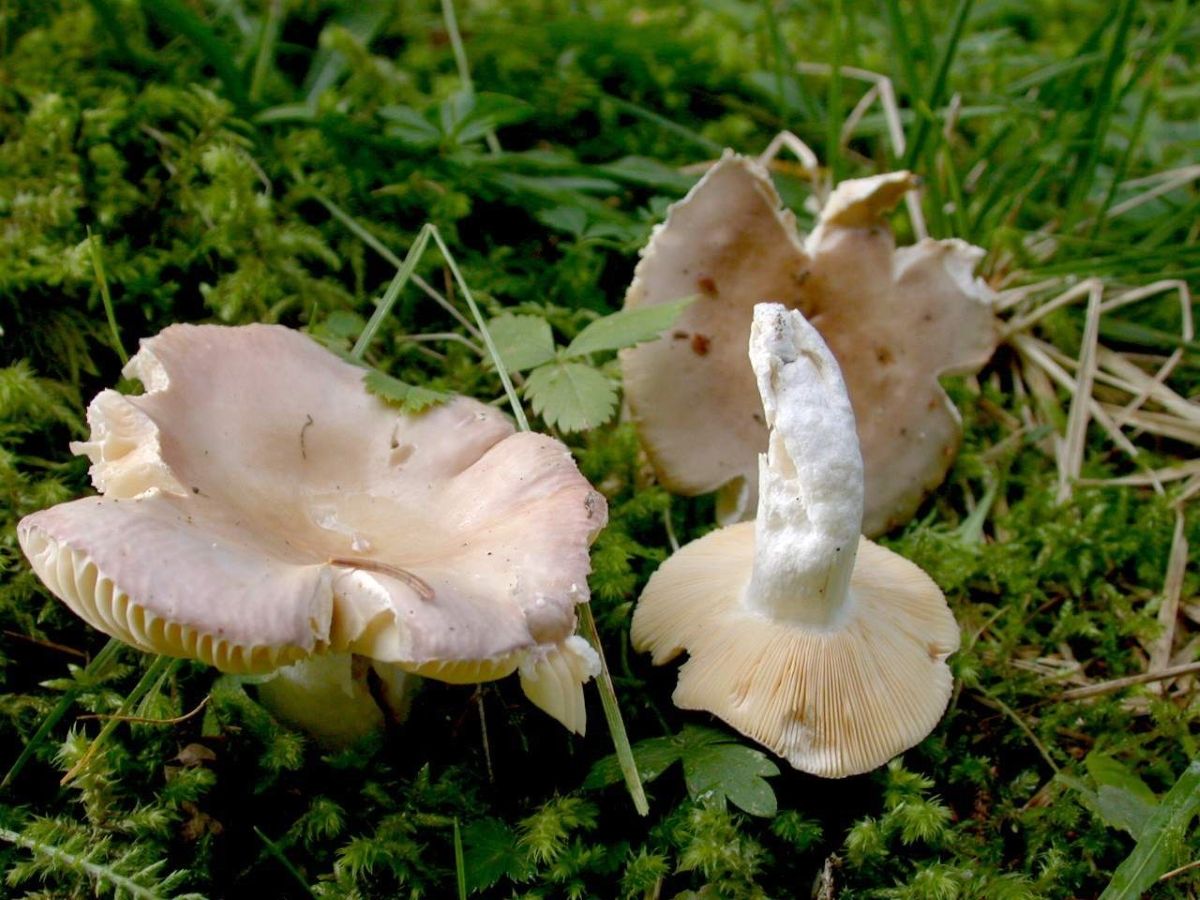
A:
[[18, 323, 607, 746], [631, 303, 960, 778]]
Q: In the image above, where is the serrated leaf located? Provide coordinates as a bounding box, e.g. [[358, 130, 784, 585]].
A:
[[1100, 759, 1200, 899], [584, 735, 683, 790], [485, 315, 557, 373], [583, 726, 779, 817], [564, 296, 695, 358], [461, 818, 532, 894], [363, 370, 449, 413], [682, 741, 780, 818], [524, 362, 617, 432]]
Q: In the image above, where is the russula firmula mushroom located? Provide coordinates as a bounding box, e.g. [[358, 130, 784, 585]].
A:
[[18, 323, 607, 738], [622, 152, 997, 535], [631, 303, 959, 778]]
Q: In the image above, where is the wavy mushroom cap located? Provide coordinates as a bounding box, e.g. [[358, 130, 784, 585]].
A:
[[630, 524, 959, 777], [18, 324, 607, 733], [621, 152, 997, 535]]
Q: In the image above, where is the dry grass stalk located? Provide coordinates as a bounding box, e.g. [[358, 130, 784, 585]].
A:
[[1149, 509, 1188, 674]]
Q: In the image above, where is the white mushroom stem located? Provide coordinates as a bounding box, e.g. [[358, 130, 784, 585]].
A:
[[744, 304, 864, 627]]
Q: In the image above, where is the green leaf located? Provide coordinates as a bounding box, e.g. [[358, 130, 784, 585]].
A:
[[536, 206, 588, 238], [598, 155, 697, 193], [485, 315, 557, 373], [363, 370, 449, 413], [585, 726, 779, 817], [583, 735, 684, 790], [379, 105, 442, 149], [524, 362, 617, 432], [564, 297, 694, 358], [681, 734, 780, 818], [1100, 759, 1200, 899], [1085, 752, 1159, 838], [461, 818, 531, 894], [452, 92, 534, 144]]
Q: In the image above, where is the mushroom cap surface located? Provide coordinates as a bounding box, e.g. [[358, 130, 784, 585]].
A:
[[630, 523, 960, 777], [18, 324, 606, 732], [621, 152, 997, 534]]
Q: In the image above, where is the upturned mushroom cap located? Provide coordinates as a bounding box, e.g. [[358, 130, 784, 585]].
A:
[[18, 324, 607, 733], [630, 304, 959, 777], [621, 152, 997, 535]]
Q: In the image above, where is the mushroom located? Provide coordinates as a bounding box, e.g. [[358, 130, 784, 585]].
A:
[[621, 152, 997, 535], [630, 303, 959, 778], [18, 323, 607, 739]]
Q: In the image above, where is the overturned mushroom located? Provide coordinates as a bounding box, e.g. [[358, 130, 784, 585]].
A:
[[18, 324, 606, 738], [631, 304, 959, 778], [622, 152, 997, 534]]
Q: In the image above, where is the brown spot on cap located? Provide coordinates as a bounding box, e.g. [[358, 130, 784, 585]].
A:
[[691, 334, 711, 356]]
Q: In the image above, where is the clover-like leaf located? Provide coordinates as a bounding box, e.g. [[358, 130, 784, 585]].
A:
[[461, 818, 533, 894], [486, 315, 557, 373], [524, 361, 617, 433], [677, 726, 780, 817], [583, 725, 779, 817], [584, 735, 683, 790], [362, 369, 449, 412]]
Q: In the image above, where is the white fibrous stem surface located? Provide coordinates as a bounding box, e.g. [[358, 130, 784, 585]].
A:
[[745, 304, 863, 627]]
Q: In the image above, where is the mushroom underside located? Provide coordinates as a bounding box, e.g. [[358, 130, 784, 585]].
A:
[[631, 523, 960, 777]]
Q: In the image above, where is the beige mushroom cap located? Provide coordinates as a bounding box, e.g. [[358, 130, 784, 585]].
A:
[[631, 524, 959, 777], [621, 152, 997, 535], [18, 324, 606, 733]]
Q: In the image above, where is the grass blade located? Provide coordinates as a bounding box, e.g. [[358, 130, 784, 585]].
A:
[[140, 0, 249, 110], [248, 0, 283, 104], [61, 654, 175, 786], [86, 229, 128, 366], [1, 639, 123, 789], [826, 0, 844, 182], [577, 603, 649, 817], [600, 93, 723, 155], [254, 827, 316, 898], [1062, 0, 1136, 227], [441, 0, 500, 154], [351, 225, 434, 361], [903, 0, 974, 170], [881, 0, 919, 102], [453, 819, 467, 900]]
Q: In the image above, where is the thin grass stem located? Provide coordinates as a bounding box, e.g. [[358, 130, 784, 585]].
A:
[[1, 638, 123, 789], [61, 655, 175, 786], [352, 226, 434, 361], [441, 0, 500, 154], [577, 603, 649, 816], [254, 827, 316, 898], [87, 229, 128, 366]]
